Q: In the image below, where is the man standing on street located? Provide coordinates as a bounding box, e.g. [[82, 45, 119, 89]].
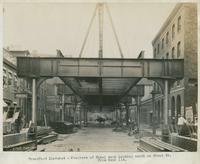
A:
[[177, 114, 188, 136]]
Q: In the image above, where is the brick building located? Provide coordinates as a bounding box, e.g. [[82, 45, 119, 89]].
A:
[[3, 48, 33, 123], [45, 78, 79, 124], [3, 48, 48, 125], [141, 3, 197, 126]]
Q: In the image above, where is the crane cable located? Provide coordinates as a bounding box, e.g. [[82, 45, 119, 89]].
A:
[[79, 5, 98, 58], [105, 3, 124, 58], [79, 3, 124, 59]]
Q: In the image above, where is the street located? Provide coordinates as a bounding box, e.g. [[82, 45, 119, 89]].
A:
[[37, 127, 139, 152]]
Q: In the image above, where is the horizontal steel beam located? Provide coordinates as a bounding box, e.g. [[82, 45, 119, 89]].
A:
[[17, 57, 184, 79], [57, 83, 144, 96]]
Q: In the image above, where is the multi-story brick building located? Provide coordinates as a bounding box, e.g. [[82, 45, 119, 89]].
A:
[[45, 78, 82, 124], [141, 3, 197, 126], [3, 48, 48, 126], [3, 48, 32, 123]]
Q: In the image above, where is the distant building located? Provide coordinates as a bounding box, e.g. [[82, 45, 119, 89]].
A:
[[45, 78, 77, 124], [45, 79, 61, 123], [141, 3, 197, 125]]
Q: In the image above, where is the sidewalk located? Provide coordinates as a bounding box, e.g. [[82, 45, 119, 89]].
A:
[[139, 124, 162, 137]]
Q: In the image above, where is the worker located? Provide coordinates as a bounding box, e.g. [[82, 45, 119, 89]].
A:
[[128, 119, 136, 136], [177, 114, 188, 136], [171, 116, 176, 132], [128, 119, 133, 136]]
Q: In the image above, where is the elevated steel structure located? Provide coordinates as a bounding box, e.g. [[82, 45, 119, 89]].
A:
[[17, 56, 184, 126], [17, 57, 183, 78]]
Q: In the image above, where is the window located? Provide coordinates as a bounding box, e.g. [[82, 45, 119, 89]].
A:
[[177, 80, 180, 86], [157, 84, 159, 92], [177, 41, 181, 58], [166, 52, 169, 59], [3, 69, 7, 88], [162, 38, 164, 49], [27, 80, 31, 90], [172, 24, 175, 39], [172, 47, 175, 59], [154, 48, 156, 58], [14, 74, 18, 88], [166, 32, 169, 44], [178, 16, 181, 32], [157, 44, 160, 54], [8, 72, 12, 85]]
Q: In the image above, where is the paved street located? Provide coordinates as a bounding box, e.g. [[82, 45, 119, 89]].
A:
[[37, 127, 139, 152]]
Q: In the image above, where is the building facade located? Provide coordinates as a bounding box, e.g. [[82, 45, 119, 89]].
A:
[[3, 48, 33, 124], [141, 3, 197, 126], [3, 48, 48, 126]]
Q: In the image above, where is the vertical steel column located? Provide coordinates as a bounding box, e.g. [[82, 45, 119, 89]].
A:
[[25, 96, 28, 123], [98, 4, 104, 111], [84, 107, 87, 126], [126, 104, 129, 126], [62, 94, 65, 122], [119, 106, 122, 126], [152, 93, 156, 134], [73, 107, 76, 126], [164, 80, 169, 125], [115, 106, 118, 121], [137, 96, 141, 132], [32, 78, 37, 124], [85, 108, 88, 126], [83, 107, 86, 126], [79, 107, 82, 127]]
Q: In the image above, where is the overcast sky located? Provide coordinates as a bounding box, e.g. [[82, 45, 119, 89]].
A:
[[3, 3, 176, 58]]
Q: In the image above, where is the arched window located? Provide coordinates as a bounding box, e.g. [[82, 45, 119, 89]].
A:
[[166, 32, 169, 44], [172, 47, 175, 59], [166, 52, 169, 59], [177, 41, 181, 58], [172, 24, 175, 39], [154, 48, 156, 58], [176, 95, 181, 118], [162, 38, 164, 49], [157, 44, 160, 54], [178, 16, 181, 32]]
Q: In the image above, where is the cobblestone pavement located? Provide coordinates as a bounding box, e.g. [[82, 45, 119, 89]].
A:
[[37, 127, 139, 152]]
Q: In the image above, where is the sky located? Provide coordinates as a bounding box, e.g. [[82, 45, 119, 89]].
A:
[[3, 2, 176, 58]]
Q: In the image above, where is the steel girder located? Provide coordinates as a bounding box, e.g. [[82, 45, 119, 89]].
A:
[[17, 57, 184, 79]]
